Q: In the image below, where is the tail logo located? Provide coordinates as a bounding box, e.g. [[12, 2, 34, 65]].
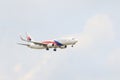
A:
[[27, 36, 31, 41]]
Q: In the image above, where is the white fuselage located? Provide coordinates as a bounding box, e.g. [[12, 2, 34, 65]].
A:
[[27, 38, 78, 49]]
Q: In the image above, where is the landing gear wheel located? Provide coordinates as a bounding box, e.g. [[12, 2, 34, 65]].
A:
[[46, 48, 49, 50], [53, 48, 56, 51], [71, 45, 74, 47], [65, 45, 67, 48]]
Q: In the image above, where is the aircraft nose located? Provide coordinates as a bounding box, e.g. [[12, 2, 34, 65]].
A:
[[72, 38, 78, 43]]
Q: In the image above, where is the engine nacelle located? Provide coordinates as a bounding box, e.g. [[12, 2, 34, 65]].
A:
[[47, 43, 54, 48]]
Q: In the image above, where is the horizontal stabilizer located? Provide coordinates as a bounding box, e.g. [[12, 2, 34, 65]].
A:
[[17, 43, 30, 46]]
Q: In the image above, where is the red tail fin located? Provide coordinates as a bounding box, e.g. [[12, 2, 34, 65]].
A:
[[19, 33, 32, 42], [27, 35, 31, 41]]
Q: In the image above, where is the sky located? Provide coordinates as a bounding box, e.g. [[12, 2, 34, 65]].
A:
[[0, 0, 120, 80]]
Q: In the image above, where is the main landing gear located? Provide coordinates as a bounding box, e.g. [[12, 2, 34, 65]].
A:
[[53, 48, 56, 51], [46, 47, 49, 50], [64, 45, 67, 48], [46, 48, 57, 51]]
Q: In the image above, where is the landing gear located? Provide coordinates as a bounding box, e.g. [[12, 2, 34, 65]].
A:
[[46, 47, 49, 50], [71, 45, 74, 47], [53, 48, 56, 51], [64, 45, 67, 48], [52, 44, 54, 47]]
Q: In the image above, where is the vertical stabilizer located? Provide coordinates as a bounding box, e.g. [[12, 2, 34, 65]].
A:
[[26, 33, 32, 41]]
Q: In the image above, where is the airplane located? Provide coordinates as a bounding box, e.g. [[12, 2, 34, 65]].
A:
[[18, 33, 78, 51]]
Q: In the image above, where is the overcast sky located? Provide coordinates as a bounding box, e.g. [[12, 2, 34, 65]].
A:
[[0, 0, 120, 80]]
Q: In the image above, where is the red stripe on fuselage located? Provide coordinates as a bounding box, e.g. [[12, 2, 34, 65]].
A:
[[42, 41, 56, 45]]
